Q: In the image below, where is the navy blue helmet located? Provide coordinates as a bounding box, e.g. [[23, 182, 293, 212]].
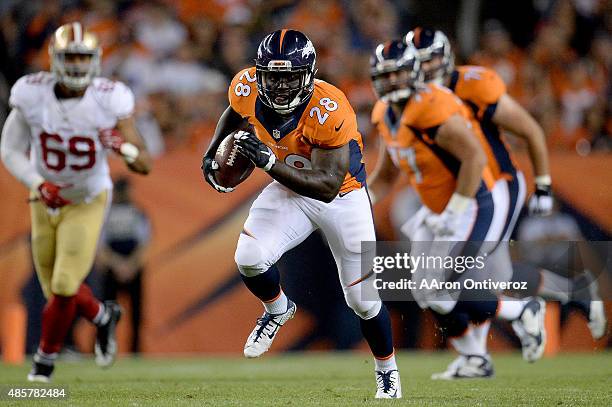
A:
[[255, 29, 317, 113], [370, 39, 422, 103], [404, 27, 454, 85]]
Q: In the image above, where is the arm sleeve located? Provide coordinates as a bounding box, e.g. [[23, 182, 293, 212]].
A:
[[0, 109, 44, 190]]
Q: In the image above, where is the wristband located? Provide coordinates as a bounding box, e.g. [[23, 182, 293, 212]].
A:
[[120, 142, 140, 164], [446, 192, 472, 214], [262, 154, 276, 172]]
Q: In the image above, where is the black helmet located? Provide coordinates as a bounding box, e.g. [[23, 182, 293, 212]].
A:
[[255, 29, 317, 113], [370, 39, 422, 103], [404, 27, 454, 85]]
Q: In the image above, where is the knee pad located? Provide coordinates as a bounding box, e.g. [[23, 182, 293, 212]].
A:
[[344, 285, 382, 319], [235, 234, 270, 277]]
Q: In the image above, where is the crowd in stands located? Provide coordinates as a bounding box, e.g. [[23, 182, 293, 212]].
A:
[[0, 0, 609, 157]]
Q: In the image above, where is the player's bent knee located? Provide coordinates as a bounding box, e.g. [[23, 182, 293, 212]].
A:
[[50, 278, 80, 297], [345, 289, 382, 320], [235, 235, 271, 277], [351, 299, 382, 320]]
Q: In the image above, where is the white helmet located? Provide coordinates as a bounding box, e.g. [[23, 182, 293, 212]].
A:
[[49, 22, 101, 90]]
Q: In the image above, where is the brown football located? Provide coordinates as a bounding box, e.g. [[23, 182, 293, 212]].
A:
[[213, 130, 255, 188]]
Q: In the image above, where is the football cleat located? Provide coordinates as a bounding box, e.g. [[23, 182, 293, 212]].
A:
[[243, 301, 297, 358], [27, 354, 54, 383], [431, 354, 494, 380], [95, 301, 122, 367], [375, 369, 402, 398], [512, 298, 546, 362]]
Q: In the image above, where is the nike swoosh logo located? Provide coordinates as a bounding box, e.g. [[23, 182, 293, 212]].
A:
[[334, 120, 345, 132]]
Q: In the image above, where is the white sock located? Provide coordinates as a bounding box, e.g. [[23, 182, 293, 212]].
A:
[[374, 353, 397, 371], [497, 297, 526, 321], [449, 327, 485, 356], [92, 303, 109, 326], [263, 290, 288, 314], [470, 321, 490, 356]]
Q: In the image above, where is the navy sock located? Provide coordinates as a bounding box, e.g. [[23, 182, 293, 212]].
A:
[[454, 289, 498, 324], [434, 310, 470, 338], [241, 265, 281, 302], [359, 304, 394, 358]]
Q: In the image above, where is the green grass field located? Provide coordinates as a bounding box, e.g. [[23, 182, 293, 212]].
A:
[[1, 352, 611, 406]]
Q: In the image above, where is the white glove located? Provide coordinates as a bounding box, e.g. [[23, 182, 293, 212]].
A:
[[425, 193, 473, 238], [401, 206, 431, 240], [528, 175, 553, 216], [205, 159, 234, 193]]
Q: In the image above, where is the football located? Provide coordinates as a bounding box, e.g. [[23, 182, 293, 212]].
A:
[[214, 130, 255, 188]]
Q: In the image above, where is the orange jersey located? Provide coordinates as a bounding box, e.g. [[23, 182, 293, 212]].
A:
[[449, 66, 520, 178], [229, 67, 365, 195], [372, 84, 495, 213]]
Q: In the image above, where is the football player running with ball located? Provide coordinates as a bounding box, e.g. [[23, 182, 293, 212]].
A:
[[1, 23, 151, 382], [202, 29, 401, 399]]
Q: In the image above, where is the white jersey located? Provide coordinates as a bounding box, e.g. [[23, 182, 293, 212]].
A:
[[9, 72, 135, 202]]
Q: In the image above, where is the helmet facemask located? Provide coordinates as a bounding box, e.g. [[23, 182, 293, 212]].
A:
[[256, 60, 315, 114], [417, 47, 454, 86], [51, 50, 101, 90], [406, 29, 454, 86], [49, 23, 101, 91], [371, 48, 422, 104]]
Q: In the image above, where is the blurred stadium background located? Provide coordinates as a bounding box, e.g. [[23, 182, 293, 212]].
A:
[[0, 0, 610, 363]]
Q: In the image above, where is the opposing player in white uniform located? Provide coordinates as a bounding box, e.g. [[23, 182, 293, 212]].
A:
[[1, 23, 151, 382]]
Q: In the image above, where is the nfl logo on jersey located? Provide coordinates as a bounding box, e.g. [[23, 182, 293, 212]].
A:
[[273, 129, 281, 139]]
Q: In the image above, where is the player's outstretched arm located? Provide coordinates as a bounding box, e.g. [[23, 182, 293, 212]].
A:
[[270, 144, 349, 203], [492, 94, 550, 180], [423, 114, 487, 236], [492, 94, 552, 215], [436, 113, 487, 200], [367, 137, 400, 205], [115, 116, 152, 175], [1, 109, 44, 190]]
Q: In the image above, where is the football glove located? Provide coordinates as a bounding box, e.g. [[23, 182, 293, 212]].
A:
[[233, 131, 276, 171], [528, 175, 553, 216], [201, 156, 234, 193], [37, 181, 71, 209], [99, 128, 139, 163], [99, 128, 124, 153], [425, 193, 473, 238]]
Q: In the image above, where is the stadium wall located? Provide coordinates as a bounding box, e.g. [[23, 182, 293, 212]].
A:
[[0, 149, 610, 356]]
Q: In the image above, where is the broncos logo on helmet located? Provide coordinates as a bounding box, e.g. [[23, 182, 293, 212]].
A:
[[404, 27, 454, 85], [370, 39, 422, 103], [255, 29, 317, 114]]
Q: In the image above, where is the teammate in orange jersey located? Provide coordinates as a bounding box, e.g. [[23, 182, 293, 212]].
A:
[[367, 39, 547, 379], [0, 23, 151, 382], [201, 29, 400, 398], [405, 27, 606, 347]]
